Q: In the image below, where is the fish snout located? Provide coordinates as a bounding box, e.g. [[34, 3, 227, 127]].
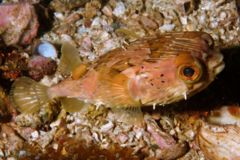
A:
[[207, 51, 225, 77]]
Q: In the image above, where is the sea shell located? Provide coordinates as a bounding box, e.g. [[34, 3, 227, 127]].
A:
[[35, 41, 58, 60]]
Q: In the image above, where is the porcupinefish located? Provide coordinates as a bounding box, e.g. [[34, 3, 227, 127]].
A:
[[10, 32, 224, 118]]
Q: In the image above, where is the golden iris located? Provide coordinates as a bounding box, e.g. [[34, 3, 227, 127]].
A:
[[177, 60, 203, 83]]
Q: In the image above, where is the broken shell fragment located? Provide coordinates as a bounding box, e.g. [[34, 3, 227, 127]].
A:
[[207, 105, 240, 125], [197, 122, 240, 160], [145, 115, 188, 159]]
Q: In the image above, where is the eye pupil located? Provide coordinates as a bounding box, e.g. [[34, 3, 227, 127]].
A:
[[183, 67, 195, 77]]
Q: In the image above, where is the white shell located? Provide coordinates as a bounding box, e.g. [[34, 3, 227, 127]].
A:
[[37, 42, 57, 60]]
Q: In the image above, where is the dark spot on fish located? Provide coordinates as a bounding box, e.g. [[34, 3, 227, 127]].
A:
[[141, 66, 144, 69], [150, 83, 154, 86], [161, 80, 165, 83], [160, 74, 164, 77]]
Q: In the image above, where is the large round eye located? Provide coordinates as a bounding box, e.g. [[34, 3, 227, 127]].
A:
[[177, 60, 203, 83]]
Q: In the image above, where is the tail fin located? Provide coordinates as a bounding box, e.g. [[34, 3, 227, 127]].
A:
[[10, 77, 50, 114]]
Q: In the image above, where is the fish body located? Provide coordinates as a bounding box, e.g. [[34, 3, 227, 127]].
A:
[[11, 32, 224, 113]]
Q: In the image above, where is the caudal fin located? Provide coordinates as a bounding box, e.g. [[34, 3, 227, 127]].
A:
[[10, 77, 50, 113]]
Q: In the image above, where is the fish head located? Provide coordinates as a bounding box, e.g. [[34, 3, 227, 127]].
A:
[[174, 32, 225, 97], [128, 32, 225, 105]]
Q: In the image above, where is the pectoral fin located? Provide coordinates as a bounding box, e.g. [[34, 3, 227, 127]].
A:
[[60, 97, 87, 113], [111, 106, 144, 126], [58, 42, 82, 76]]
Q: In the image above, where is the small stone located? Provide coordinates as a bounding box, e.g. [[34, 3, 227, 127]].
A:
[[113, 2, 126, 17], [140, 16, 158, 29], [100, 121, 114, 133], [185, 23, 196, 31], [54, 12, 65, 20], [219, 11, 227, 20], [184, 129, 195, 140], [92, 132, 99, 142], [159, 24, 176, 31], [180, 16, 188, 25], [50, 119, 61, 128], [0, 149, 4, 157], [52, 143, 59, 150], [19, 150, 27, 157], [169, 129, 176, 135], [135, 128, 144, 139], [31, 131, 39, 140], [117, 133, 128, 143], [102, 5, 113, 17]]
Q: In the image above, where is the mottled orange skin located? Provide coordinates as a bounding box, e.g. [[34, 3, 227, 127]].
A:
[[48, 32, 224, 108]]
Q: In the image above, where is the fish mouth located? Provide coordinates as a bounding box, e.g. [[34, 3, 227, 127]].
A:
[[214, 60, 225, 76], [208, 52, 225, 77]]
